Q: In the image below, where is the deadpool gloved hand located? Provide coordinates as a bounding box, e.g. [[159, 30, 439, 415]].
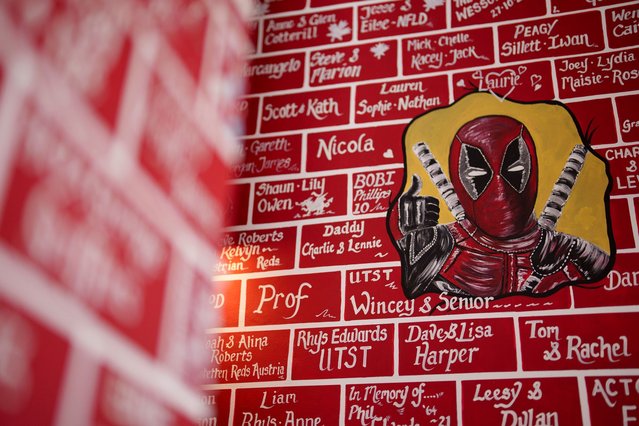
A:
[[396, 174, 454, 298], [399, 174, 440, 235]]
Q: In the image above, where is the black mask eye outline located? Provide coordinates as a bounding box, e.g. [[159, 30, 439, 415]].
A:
[[500, 127, 531, 193], [458, 140, 493, 200]]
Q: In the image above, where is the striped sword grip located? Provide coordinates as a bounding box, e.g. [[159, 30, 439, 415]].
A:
[[412, 142, 466, 222], [538, 144, 588, 231]]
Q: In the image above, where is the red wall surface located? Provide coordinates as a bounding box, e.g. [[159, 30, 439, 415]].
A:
[[212, 0, 639, 425]]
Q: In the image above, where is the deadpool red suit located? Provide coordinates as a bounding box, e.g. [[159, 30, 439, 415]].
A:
[[396, 115, 611, 299]]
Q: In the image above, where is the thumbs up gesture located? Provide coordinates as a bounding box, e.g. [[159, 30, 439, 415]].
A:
[[399, 174, 440, 235]]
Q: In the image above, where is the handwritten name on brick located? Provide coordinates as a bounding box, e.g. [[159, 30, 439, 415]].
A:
[[452, 0, 545, 27], [573, 253, 639, 309], [520, 313, 639, 370], [587, 376, 639, 425], [616, 94, 639, 142], [462, 377, 581, 426], [245, 53, 304, 93], [292, 324, 394, 379], [263, 9, 353, 52], [309, 41, 398, 86], [403, 27, 494, 74], [358, 0, 446, 39], [300, 218, 396, 267], [398, 318, 517, 374], [235, 386, 340, 425], [261, 88, 350, 133], [307, 124, 404, 171], [346, 381, 456, 425], [235, 134, 301, 179], [253, 174, 347, 224], [246, 272, 341, 325], [453, 61, 554, 102], [498, 12, 604, 62], [216, 228, 296, 274], [596, 142, 639, 196], [355, 75, 448, 123], [555, 48, 639, 98], [205, 330, 289, 384]]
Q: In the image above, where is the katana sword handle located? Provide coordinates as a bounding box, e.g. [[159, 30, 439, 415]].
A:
[[538, 144, 587, 231]]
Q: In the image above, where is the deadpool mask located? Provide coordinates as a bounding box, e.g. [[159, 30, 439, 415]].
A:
[[449, 116, 538, 239]]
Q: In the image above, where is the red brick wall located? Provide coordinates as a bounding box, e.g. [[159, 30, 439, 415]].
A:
[[0, 1, 250, 424], [212, 0, 639, 424]]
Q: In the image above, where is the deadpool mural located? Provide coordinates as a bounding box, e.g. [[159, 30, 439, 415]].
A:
[[388, 93, 614, 299]]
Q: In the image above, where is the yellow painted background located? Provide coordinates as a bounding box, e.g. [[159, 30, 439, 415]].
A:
[[403, 92, 611, 253]]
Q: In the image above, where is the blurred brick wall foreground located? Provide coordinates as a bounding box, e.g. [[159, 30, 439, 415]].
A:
[[212, 0, 639, 425], [0, 0, 251, 424]]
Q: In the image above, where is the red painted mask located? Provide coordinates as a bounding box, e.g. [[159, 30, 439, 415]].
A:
[[449, 116, 538, 239]]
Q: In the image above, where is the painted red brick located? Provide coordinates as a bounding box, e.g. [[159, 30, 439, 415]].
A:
[[300, 217, 398, 268], [292, 324, 394, 379], [452, 0, 546, 27], [307, 124, 405, 172], [355, 75, 448, 123], [225, 183, 250, 226], [239, 96, 260, 136], [235, 386, 340, 425], [565, 98, 619, 146], [586, 375, 639, 425], [235, 134, 302, 179], [519, 313, 639, 370], [403, 27, 494, 75], [261, 87, 350, 133], [609, 198, 637, 250], [245, 271, 341, 325], [606, 4, 639, 48], [617, 94, 639, 143], [252, 174, 347, 224], [573, 253, 639, 309], [216, 227, 296, 274], [462, 377, 582, 426], [357, 0, 446, 40], [345, 267, 573, 320], [255, 0, 306, 15], [453, 61, 555, 102], [205, 329, 289, 384], [263, 8, 354, 52], [198, 390, 231, 426], [249, 20, 259, 55], [245, 52, 305, 93], [550, 0, 622, 13], [309, 40, 398, 86], [346, 381, 457, 425], [556, 48, 639, 98], [311, 0, 351, 5], [0, 303, 69, 426], [498, 11, 604, 63], [594, 143, 639, 196], [398, 318, 517, 375], [352, 168, 403, 215], [209, 280, 241, 328], [345, 267, 408, 320]]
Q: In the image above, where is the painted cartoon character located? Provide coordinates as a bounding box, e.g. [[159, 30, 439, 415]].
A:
[[394, 114, 611, 299]]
